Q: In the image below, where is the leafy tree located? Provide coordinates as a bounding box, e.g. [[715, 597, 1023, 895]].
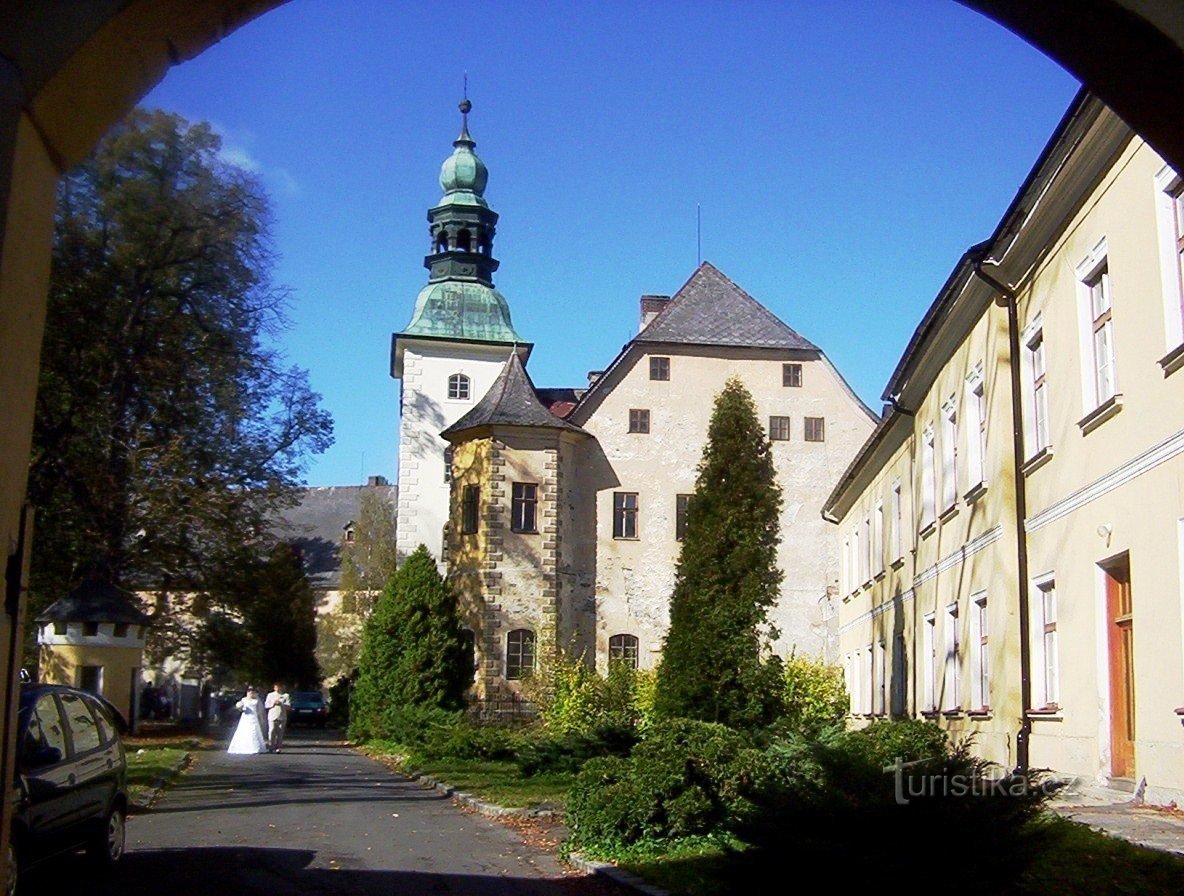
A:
[[349, 545, 470, 740], [340, 487, 398, 613], [654, 377, 785, 729], [237, 542, 322, 688], [27, 108, 332, 657]]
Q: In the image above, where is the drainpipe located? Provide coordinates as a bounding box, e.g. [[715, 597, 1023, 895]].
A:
[[972, 260, 1032, 775]]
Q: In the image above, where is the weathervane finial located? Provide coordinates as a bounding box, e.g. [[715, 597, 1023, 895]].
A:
[[457, 73, 473, 144]]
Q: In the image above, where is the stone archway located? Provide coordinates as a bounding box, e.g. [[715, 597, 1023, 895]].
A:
[[1, 3, 1183, 889]]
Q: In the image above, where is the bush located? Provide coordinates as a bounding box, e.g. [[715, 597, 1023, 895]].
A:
[[776, 654, 847, 739], [524, 649, 652, 736], [414, 721, 524, 763], [517, 724, 638, 777], [567, 719, 755, 848]]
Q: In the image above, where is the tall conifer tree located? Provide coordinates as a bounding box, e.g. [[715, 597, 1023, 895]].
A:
[[655, 377, 784, 728]]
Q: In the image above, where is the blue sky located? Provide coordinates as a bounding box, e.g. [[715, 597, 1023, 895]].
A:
[[144, 0, 1080, 487]]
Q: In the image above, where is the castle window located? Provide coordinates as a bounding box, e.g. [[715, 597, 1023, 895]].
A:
[[511, 483, 538, 533], [804, 416, 826, 442], [113, 623, 129, 638], [506, 629, 536, 680], [435, 230, 449, 253], [448, 373, 471, 401], [768, 416, 790, 441], [53, 622, 66, 636], [83, 622, 99, 637], [783, 363, 803, 387], [628, 409, 650, 433], [613, 492, 639, 539], [609, 634, 639, 670], [456, 229, 472, 252], [462, 485, 479, 534], [444, 446, 453, 482], [650, 357, 670, 381]]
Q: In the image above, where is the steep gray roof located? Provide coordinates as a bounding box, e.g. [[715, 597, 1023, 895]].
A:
[[636, 261, 818, 350], [271, 483, 397, 591], [36, 580, 152, 625], [442, 353, 587, 439]]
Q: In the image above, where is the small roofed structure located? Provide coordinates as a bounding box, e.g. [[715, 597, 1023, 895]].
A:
[[36, 580, 152, 731]]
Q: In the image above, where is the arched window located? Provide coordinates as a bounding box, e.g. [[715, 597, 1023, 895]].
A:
[[435, 229, 449, 253], [506, 629, 536, 680], [456, 228, 472, 252], [448, 373, 470, 400], [608, 634, 639, 670]]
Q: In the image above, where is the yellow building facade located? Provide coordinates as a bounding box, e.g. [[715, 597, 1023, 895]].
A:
[[825, 91, 1184, 801]]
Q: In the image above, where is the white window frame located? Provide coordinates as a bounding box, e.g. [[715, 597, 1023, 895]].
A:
[[841, 537, 850, 596], [851, 525, 861, 593], [861, 514, 872, 585], [864, 644, 874, 715], [891, 633, 907, 716], [923, 613, 937, 713], [875, 640, 887, 716], [943, 602, 960, 712], [1076, 238, 1118, 411], [447, 372, 471, 402], [1031, 573, 1059, 710], [890, 481, 904, 563], [971, 592, 989, 712], [941, 397, 958, 512], [1154, 165, 1184, 353], [920, 425, 937, 530], [1022, 314, 1050, 459], [872, 501, 884, 576], [964, 365, 987, 493]]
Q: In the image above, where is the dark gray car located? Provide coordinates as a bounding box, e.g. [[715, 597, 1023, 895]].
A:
[[9, 684, 128, 893]]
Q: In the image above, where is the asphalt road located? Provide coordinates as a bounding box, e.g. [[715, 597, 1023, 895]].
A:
[[25, 726, 627, 896]]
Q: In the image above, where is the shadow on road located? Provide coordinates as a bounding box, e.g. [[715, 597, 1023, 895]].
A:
[[24, 847, 621, 896]]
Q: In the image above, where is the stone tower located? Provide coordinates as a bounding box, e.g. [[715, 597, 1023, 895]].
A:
[[391, 99, 531, 564]]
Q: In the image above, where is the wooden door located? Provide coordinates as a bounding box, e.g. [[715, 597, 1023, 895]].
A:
[[1105, 555, 1134, 780]]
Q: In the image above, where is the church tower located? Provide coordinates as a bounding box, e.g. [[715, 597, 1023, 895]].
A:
[[391, 99, 531, 564]]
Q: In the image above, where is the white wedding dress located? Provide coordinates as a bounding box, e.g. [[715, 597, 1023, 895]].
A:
[[227, 695, 267, 754]]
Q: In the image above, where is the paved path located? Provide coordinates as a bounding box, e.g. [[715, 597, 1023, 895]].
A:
[[27, 727, 625, 896]]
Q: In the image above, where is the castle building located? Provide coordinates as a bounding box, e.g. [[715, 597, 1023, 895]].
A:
[[393, 102, 877, 697], [823, 90, 1184, 801]]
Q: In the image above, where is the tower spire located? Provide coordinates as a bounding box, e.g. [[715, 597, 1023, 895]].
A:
[[457, 74, 474, 147]]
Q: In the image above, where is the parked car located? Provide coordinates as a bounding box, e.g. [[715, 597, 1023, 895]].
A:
[[288, 691, 329, 728], [9, 684, 129, 892]]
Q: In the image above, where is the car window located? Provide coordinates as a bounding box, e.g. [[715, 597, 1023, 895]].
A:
[[24, 695, 68, 762], [60, 692, 102, 753], [86, 697, 114, 744]]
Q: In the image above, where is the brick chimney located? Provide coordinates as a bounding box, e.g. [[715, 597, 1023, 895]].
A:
[[640, 295, 670, 332], [367, 475, 388, 487]]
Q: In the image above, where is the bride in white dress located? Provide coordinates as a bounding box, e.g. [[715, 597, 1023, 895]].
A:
[[227, 687, 268, 754]]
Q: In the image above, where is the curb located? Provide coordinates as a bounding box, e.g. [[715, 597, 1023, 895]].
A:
[[566, 851, 673, 896], [130, 750, 193, 812], [406, 770, 561, 819], [402, 767, 669, 896]]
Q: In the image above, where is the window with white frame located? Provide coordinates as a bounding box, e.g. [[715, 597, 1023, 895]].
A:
[[890, 481, 904, 562], [923, 614, 937, 712], [1032, 576, 1059, 709], [921, 426, 937, 529], [971, 593, 989, 711], [875, 641, 887, 716], [851, 525, 861, 591], [943, 603, 960, 711], [1154, 166, 1184, 352], [872, 502, 884, 576], [861, 515, 872, 584], [941, 399, 958, 511], [965, 367, 986, 491], [841, 537, 850, 595], [1083, 256, 1117, 407], [447, 372, 471, 401], [846, 653, 857, 714], [1025, 324, 1050, 456], [864, 644, 874, 715], [891, 633, 907, 716]]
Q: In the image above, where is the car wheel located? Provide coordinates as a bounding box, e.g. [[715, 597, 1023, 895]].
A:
[[88, 805, 126, 868]]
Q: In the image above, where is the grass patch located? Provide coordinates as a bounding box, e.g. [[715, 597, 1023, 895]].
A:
[[125, 741, 194, 804], [1015, 815, 1184, 894], [585, 835, 750, 896], [362, 741, 573, 809]]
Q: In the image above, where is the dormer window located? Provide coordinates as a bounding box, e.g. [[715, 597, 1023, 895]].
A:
[[448, 373, 471, 401]]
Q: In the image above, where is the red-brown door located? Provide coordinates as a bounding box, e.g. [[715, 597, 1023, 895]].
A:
[[1105, 555, 1134, 780]]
